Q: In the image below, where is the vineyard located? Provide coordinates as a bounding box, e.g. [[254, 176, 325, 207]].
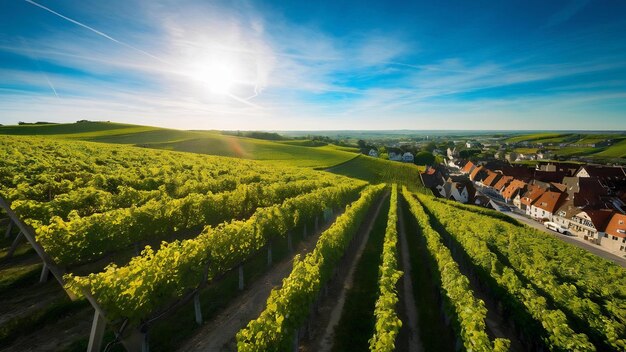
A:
[[1, 134, 625, 352]]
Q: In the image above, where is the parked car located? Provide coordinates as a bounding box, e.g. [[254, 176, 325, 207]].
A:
[[544, 222, 570, 235]]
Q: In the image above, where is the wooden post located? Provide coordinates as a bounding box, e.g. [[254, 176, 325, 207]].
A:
[[287, 231, 293, 252], [0, 197, 76, 299], [193, 292, 202, 325], [267, 241, 273, 267], [6, 230, 24, 258], [39, 263, 50, 283], [302, 224, 307, 238], [87, 309, 106, 352], [292, 328, 299, 352], [4, 219, 12, 238], [142, 332, 150, 352], [238, 264, 244, 290]]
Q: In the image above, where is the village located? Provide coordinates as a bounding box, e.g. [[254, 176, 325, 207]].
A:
[[417, 145, 626, 258]]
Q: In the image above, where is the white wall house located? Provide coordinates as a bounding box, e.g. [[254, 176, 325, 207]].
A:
[[368, 149, 379, 157], [402, 152, 414, 163], [437, 182, 469, 203], [388, 152, 402, 161]]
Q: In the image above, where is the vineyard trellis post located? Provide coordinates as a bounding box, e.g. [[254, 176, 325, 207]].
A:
[[193, 292, 202, 325], [39, 263, 50, 283], [4, 219, 13, 238], [267, 241, 273, 267], [238, 264, 245, 290], [87, 310, 106, 352], [6, 230, 24, 258], [0, 196, 112, 351]]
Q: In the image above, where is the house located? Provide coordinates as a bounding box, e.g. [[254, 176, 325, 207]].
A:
[[536, 151, 554, 160], [461, 161, 476, 175], [500, 165, 534, 181], [447, 147, 459, 160], [493, 176, 514, 193], [402, 152, 414, 163], [519, 184, 547, 214], [469, 166, 489, 182], [474, 195, 497, 209], [465, 141, 480, 148], [502, 180, 527, 203], [368, 149, 379, 157], [388, 152, 403, 161], [505, 152, 518, 163], [533, 170, 567, 183], [433, 149, 444, 156], [552, 201, 581, 232], [537, 162, 579, 176], [575, 165, 626, 193], [529, 191, 566, 221], [575, 165, 625, 180], [437, 178, 475, 204], [481, 171, 502, 188], [570, 209, 613, 244], [561, 176, 606, 207], [603, 213, 626, 253], [420, 167, 445, 190]]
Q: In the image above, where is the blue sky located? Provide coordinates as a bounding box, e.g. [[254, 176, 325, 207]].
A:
[[1, 0, 625, 130]]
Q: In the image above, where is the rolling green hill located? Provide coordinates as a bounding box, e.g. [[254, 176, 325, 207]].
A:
[[0, 122, 357, 169], [326, 154, 425, 192]]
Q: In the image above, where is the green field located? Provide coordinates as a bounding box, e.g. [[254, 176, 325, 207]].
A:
[[326, 155, 425, 191], [506, 132, 626, 161], [594, 138, 626, 158], [505, 132, 574, 144], [0, 122, 357, 169]]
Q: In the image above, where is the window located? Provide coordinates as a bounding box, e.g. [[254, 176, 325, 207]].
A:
[[604, 233, 608, 238], [619, 220, 624, 225]]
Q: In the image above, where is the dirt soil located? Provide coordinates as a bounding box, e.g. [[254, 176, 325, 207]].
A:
[[178, 212, 342, 352], [300, 191, 389, 352]]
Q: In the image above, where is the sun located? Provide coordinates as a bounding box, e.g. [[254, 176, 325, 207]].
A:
[[197, 60, 236, 95]]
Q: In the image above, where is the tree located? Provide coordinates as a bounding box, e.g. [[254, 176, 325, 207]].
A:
[[424, 142, 437, 152], [414, 151, 435, 165]]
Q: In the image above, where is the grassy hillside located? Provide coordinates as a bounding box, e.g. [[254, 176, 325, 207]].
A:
[[326, 155, 425, 191], [505, 132, 574, 143], [506, 132, 626, 161], [0, 122, 356, 169]]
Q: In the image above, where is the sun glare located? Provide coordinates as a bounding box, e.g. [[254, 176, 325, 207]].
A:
[[197, 61, 236, 95]]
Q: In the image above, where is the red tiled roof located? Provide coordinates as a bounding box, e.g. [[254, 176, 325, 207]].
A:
[[494, 176, 514, 191], [482, 171, 502, 187], [502, 180, 526, 200], [533, 191, 565, 213], [521, 185, 546, 206], [576, 209, 614, 232], [461, 161, 475, 174], [605, 213, 626, 238], [470, 166, 488, 181]]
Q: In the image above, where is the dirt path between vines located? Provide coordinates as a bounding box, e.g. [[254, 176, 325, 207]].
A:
[[178, 214, 340, 352], [397, 202, 423, 352], [305, 191, 389, 352]]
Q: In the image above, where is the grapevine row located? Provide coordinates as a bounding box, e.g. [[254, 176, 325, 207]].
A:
[[415, 193, 596, 351], [66, 183, 368, 322], [236, 184, 386, 351], [369, 184, 402, 352], [33, 179, 338, 266], [403, 187, 509, 352], [429, 197, 626, 350]]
